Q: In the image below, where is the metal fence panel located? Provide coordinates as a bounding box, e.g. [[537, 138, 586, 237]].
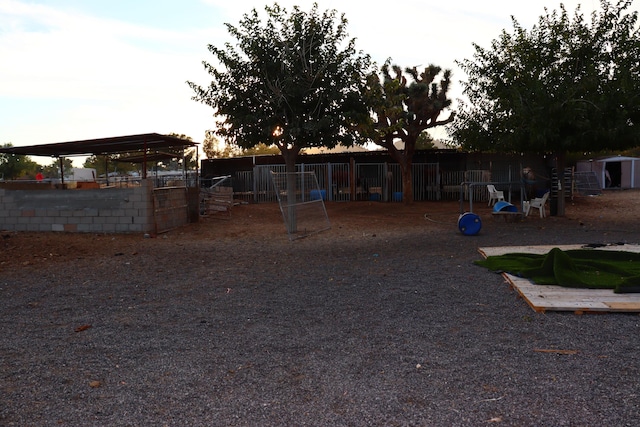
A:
[[412, 163, 440, 201], [328, 163, 351, 202], [270, 171, 331, 240], [355, 163, 385, 201], [228, 161, 524, 204]]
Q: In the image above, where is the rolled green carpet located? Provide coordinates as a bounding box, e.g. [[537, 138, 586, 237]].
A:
[[475, 248, 640, 293]]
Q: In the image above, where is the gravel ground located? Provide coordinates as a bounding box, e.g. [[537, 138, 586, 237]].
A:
[[2, 191, 640, 426]]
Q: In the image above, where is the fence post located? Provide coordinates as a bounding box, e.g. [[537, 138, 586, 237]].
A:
[[327, 162, 333, 201], [252, 165, 258, 203]]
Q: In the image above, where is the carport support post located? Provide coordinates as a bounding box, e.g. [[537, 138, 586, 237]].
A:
[[58, 157, 65, 187], [104, 156, 109, 186]]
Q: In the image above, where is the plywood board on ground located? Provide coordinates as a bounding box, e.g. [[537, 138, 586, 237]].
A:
[[478, 244, 640, 313]]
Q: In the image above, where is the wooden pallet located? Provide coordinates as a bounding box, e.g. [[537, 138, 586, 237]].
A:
[[478, 244, 640, 313], [201, 186, 234, 219]]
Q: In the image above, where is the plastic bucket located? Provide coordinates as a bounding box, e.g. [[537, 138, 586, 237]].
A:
[[493, 201, 518, 213], [458, 212, 482, 235]]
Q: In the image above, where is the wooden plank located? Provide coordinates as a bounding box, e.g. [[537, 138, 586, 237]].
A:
[[479, 244, 640, 313], [606, 302, 640, 310]]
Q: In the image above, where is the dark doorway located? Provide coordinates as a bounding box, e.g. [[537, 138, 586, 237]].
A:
[[605, 162, 621, 188]]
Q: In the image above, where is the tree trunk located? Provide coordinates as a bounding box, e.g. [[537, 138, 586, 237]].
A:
[[400, 160, 413, 204], [385, 147, 414, 204]]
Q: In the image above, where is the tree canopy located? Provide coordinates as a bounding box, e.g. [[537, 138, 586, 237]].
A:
[[451, 0, 640, 154], [449, 0, 640, 215], [363, 60, 454, 203], [0, 143, 39, 180], [188, 2, 372, 171]]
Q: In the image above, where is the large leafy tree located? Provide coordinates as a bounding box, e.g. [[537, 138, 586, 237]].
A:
[[450, 0, 640, 215], [364, 61, 454, 203], [167, 133, 197, 170], [0, 143, 39, 180], [202, 130, 240, 159], [188, 2, 372, 173], [84, 154, 137, 176]]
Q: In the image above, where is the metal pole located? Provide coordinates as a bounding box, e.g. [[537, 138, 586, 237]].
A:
[[59, 157, 65, 187]]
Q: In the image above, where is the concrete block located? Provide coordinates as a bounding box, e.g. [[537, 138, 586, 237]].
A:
[[126, 194, 143, 203], [77, 223, 91, 232], [129, 223, 143, 232], [81, 208, 99, 217], [92, 216, 107, 225], [2, 217, 17, 225], [116, 223, 133, 232], [40, 216, 55, 225], [133, 201, 150, 210], [64, 223, 78, 232], [52, 224, 65, 232], [133, 215, 152, 225], [88, 224, 104, 232]]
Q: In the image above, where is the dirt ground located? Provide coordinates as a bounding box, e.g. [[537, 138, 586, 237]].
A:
[[3, 189, 640, 426], [1, 189, 638, 270]]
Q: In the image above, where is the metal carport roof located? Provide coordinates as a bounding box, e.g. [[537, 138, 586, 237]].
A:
[[0, 133, 198, 157]]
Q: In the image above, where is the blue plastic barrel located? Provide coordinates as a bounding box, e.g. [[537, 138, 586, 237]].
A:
[[493, 201, 518, 213], [458, 212, 482, 235]]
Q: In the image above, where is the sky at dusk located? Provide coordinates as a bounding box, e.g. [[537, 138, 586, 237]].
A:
[[0, 0, 620, 165]]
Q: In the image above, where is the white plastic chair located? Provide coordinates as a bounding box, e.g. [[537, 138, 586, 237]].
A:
[[487, 184, 505, 206], [526, 191, 550, 218]]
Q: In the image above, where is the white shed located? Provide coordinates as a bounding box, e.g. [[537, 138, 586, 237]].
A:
[[576, 156, 640, 189]]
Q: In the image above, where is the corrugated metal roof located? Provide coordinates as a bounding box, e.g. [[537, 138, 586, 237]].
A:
[[0, 133, 197, 158]]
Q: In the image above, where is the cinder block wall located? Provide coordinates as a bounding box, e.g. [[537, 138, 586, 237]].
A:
[[152, 187, 189, 233], [0, 180, 166, 233]]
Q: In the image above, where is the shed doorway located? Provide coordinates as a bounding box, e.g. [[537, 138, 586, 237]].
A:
[[605, 161, 621, 188]]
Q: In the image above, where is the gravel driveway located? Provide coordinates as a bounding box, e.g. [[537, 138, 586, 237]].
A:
[[2, 192, 640, 426]]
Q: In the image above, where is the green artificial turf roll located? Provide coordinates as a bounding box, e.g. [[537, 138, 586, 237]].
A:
[[475, 248, 640, 293]]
